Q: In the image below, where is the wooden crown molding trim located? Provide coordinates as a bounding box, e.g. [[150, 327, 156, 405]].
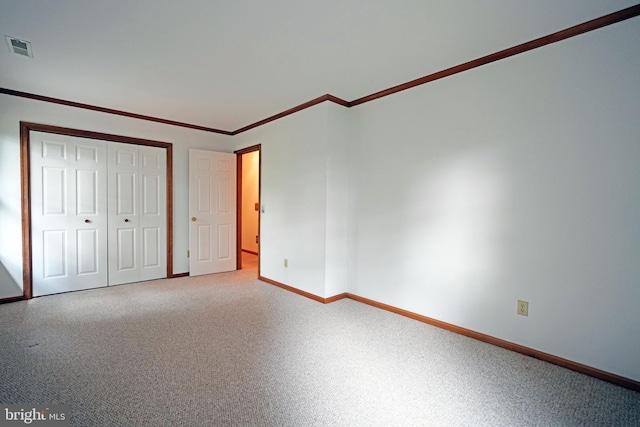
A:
[[2, 5, 639, 136], [1, 88, 232, 135], [230, 94, 349, 135], [349, 3, 640, 106]]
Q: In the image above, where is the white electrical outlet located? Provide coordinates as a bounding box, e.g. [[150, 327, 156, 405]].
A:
[[284, 259, 288, 268], [517, 300, 529, 316]]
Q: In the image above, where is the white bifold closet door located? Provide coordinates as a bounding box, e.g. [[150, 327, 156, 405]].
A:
[[107, 142, 167, 286], [30, 132, 167, 297], [31, 133, 108, 296]]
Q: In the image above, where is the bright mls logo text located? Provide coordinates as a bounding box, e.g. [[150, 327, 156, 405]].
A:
[[2, 406, 68, 426]]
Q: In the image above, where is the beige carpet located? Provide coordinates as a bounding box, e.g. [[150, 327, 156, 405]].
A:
[[1, 253, 639, 426]]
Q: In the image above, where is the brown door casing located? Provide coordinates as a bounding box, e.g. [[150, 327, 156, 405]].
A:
[[234, 144, 261, 273]]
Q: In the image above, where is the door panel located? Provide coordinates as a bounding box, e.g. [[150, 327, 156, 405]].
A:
[[108, 143, 167, 284], [77, 229, 99, 275], [108, 144, 139, 285], [42, 140, 66, 159], [138, 145, 166, 281], [142, 175, 159, 215], [197, 224, 212, 261], [218, 224, 230, 259], [43, 230, 67, 279], [189, 149, 236, 276], [117, 228, 136, 270], [218, 177, 230, 212], [116, 150, 136, 167], [142, 227, 160, 267], [198, 176, 211, 213], [76, 169, 98, 215], [43, 167, 66, 215], [76, 144, 98, 162], [31, 133, 108, 296], [116, 173, 136, 215]]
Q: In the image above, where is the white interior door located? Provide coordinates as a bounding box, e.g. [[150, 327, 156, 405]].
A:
[[108, 143, 166, 285], [31, 133, 108, 296], [189, 149, 236, 276]]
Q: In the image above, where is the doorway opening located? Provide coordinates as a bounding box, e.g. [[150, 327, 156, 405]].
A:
[[235, 145, 261, 275]]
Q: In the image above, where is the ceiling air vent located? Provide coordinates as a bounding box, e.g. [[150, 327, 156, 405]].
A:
[[5, 36, 33, 58]]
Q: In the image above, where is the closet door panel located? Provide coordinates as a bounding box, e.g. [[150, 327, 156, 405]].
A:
[[43, 230, 67, 279], [138, 146, 166, 281], [108, 143, 166, 285], [31, 133, 108, 296], [77, 229, 99, 275], [108, 143, 139, 285]]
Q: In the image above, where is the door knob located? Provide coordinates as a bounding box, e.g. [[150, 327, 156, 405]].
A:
[[124, 219, 130, 222], [192, 217, 197, 222], [84, 219, 91, 223]]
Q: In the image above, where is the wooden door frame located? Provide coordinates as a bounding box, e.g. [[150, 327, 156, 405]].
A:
[[20, 121, 175, 299], [234, 144, 261, 273]]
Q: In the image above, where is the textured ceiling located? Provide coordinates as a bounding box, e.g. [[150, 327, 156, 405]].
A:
[[0, 0, 637, 131]]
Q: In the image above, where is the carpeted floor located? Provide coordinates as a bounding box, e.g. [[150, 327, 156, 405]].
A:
[[1, 253, 639, 426]]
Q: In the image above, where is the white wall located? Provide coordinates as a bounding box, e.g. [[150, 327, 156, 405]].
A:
[[0, 94, 233, 297], [234, 103, 330, 297], [325, 103, 353, 297], [350, 19, 640, 381], [234, 102, 354, 299], [235, 16, 640, 382]]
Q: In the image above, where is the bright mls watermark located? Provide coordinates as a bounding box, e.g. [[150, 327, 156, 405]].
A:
[[0, 405, 69, 426]]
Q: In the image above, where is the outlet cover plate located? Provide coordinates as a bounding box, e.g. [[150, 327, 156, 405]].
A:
[[517, 300, 529, 316]]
